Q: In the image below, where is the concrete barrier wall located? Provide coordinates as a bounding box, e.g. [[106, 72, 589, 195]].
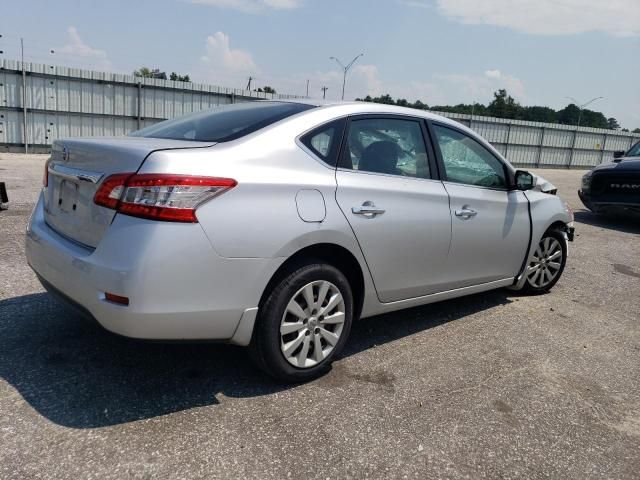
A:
[[1, 60, 638, 167]]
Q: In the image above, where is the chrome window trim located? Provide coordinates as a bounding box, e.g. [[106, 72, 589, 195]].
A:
[[336, 166, 444, 185], [442, 180, 512, 193], [49, 164, 104, 184]]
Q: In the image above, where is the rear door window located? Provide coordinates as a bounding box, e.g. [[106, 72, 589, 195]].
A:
[[339, 117, 431, 179], [130, 102, 315, 142]]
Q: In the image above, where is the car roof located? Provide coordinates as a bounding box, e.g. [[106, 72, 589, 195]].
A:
[[242, 99, 468, 131], [299, 100, 480, 137]]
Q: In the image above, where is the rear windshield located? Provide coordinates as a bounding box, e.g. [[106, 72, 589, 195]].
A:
[[130, 102, 315, 143]]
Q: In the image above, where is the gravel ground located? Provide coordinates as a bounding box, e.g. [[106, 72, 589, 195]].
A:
[[1, 154, 639, 479]]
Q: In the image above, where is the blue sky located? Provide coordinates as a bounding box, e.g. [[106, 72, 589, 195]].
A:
[[2, 0, 639, 127]]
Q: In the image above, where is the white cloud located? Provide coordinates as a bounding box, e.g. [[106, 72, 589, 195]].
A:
[[55, 27, 112, 71], [197, 32, 257, 86], [351, 64, 384, 97], [192, 31, 521, 109], [250, 63, 385, 100], [189, 0, 300, 13], [392, 81, 448, 105], [434, 70, 526, 104], [406, 0, 640, 37]]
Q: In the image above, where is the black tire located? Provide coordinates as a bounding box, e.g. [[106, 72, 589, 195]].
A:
[[521, 229, 567, 294], [249, 261, 354, 383]]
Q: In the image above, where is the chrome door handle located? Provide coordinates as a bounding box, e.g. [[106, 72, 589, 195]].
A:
[[352, 201, 385, 218], [454, 207, 477, 219]]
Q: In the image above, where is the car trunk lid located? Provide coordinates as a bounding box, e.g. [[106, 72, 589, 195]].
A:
[[44, 137, 213, 248]]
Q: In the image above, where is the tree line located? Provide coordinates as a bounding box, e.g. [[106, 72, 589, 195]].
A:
[[132, 67, 277, 94], [357, 90, 639, 133]]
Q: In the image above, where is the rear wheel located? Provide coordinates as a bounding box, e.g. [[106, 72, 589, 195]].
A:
[[249, 262, 354, 382], [521, 230, 567, 294]]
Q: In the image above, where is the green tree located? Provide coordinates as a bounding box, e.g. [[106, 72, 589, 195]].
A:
[[355, 90, 619, 130], [133, 67, 166, 79], [256, 86, 277, 94], [411, 100, 429, 110], [580, 109, 608, 129], [632, 128, 640, 133], [557, 104, 581, 125], [487, 89, 521, 119], [521, 106, 557, 123], [607, 117, 620, 130], [133, 67, 153, 78], [169, 72, 191, 82]]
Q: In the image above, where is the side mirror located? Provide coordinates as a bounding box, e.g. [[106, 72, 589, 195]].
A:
[[514, 170, 535, 191], [613, 150, 626, 159]]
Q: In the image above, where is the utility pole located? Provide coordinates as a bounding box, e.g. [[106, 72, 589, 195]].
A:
[[321, 86, 328, 99], [565, 96, 604, 128], [306, 79, 309, 98], [330, 53, 364, 100], [246, 76, 253, 91], [21, 38, 28, 153], [565, 96, 603, 169]]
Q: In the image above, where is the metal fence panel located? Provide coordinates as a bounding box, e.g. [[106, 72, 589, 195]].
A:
[[506, 144, 539, 165], [540, 147, 571, 167], [571, 149, 602, 167], [2, 60, 639, 162], [509, 126, 542, 146], [543, 129, 574, 148], [575, 132, 604, 150], [606, 135, 635, 151], [473, 122, 509, 143]]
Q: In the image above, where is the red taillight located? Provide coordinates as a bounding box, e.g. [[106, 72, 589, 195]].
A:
[[94, 173, 134, 209], [94, 173, 237, 223]]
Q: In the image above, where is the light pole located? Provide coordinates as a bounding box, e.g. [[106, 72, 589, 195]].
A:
[[330, 53, 364, 101], [21, 38, 28, 154], [565, 96, 604, 128]]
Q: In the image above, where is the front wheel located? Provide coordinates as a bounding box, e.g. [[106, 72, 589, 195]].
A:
[[249, 262, 354, 383], [521, 230, 567, 294]]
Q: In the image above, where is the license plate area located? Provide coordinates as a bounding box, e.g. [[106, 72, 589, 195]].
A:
[[58, 179, 79, 213]]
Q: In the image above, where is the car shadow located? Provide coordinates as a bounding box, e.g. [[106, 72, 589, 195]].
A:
[[0, 290, 512, 429], [574, 209, 640, 235]]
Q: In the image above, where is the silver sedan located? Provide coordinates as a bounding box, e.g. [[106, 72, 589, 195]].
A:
[[26, 101, 574, 382]]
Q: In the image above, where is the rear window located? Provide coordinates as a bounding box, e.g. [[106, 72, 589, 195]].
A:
[[130, 102, 315, 143]]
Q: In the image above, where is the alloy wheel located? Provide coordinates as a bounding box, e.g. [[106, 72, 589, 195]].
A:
[[279, 280, 346, 368], [526, 237, 563, 289]]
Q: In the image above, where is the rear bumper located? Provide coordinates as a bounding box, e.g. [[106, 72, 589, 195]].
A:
[[26, 193, 280, 342]]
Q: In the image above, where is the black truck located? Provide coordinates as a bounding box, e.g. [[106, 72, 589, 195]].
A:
[[579, 141, 640, 215]]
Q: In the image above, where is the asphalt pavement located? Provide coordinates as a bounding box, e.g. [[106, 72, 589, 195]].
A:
[[1, 154, 638, 479]]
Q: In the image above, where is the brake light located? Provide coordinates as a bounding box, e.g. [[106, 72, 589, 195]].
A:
[[94, 174, 237, 222]]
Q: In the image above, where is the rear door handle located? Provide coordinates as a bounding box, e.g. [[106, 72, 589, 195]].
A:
[[352, 201, 385, 218], [454, 206, 477, 219]]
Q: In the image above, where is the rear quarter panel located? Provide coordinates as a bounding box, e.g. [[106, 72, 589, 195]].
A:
[[140, 128, 360, 259], [139, 121, 381, 315]]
